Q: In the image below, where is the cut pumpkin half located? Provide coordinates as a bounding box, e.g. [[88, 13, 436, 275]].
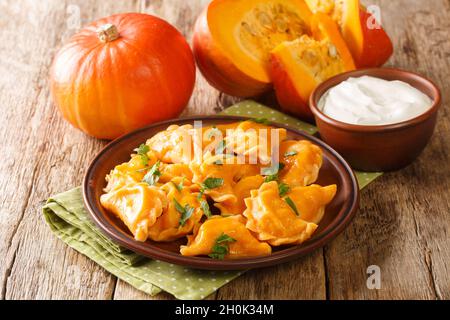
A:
[[270, 13, 355, 120], [194, 0, 313, 97], [306, 0, 393, 67]]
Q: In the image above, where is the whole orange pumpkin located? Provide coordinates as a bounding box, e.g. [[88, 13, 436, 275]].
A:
[[50, 13, 196, 139]]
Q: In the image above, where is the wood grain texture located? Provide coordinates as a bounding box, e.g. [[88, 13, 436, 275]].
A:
[[0, 0, 448, 300], [324, 0, 450, 300]]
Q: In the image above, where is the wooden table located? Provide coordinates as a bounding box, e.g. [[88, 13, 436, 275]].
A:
[[1, 0, 449, 300]]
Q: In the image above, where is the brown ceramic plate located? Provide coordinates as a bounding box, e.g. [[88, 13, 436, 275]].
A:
[[83, 115, 359, 270]]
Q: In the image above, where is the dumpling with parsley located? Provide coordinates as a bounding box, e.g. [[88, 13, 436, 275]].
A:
[[180, 215, 272, 259], [147, 177, 204, 242], [224, 120, 287, 164], [104, 146, 158, 192], [146, 124, 194, 164], [189, 153, 260, 204], [214, 175, 265, 216], [279, 140, 323, 187], [159, 163, 194, 184], [243, 181, 321, 246], [100, 183, 167, 242]]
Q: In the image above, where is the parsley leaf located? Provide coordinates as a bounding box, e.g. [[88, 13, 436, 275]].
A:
[[198, 177, 224, 200], [284, 151, 298, 157], [200, 200, 212, 218], [134, 144, 150, 165], [216, 233, 236, 243], [264, 174, 279, 183], [278, 183, 290, 197], [173, 198, 195, 227], [142, 161, 161, 186], [250, 118, 270, 125], [208, 233, 236, 259], [284, 197, 299, 216], [171, 179, 184, 192], [202, 177, 224, 190]]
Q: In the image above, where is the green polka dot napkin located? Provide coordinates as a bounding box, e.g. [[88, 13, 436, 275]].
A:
[[43, 188, 243, 299], [42, 100, 382, 300]]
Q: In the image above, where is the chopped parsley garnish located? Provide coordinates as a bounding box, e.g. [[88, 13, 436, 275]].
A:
[[284, 197, 299, 216], [278, 183, 290, 197], [202, 177, 224, 189], [134, 144, 150, 165], [250, 118, 270, 125], [208, 233, 236, 260], [264, 174, 279, 183], [198, 177, 224, 199], [173, 198, 195, 227], [200, 200, 212, 218], [172, 179, 184, 192], [142, 161, 161, 186], [284, 151, 298, 157]]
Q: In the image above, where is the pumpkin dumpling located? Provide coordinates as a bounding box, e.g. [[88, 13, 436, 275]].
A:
[[180, 215, 272, 259], [104, 151, 158, 192], [279, 140, 323, 187], [189, 153, 260, 204], [201, 122, 241, 154], [146, 124, 194, 164], [243, 181, 318, 246], [215, 175, 265, 215], [225, 120, 287, 164], [100, 183, 167, 242], [147, 178, 203, 242], [288, 184, 337, 224], [159, 163, 194, 184]]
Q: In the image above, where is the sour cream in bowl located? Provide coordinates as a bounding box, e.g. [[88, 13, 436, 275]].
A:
[[318, 76, 433, 126], [310, 68, 441, 172]]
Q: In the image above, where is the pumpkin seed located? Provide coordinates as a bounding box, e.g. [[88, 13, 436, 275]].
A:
[[328, 44, 338, 58]]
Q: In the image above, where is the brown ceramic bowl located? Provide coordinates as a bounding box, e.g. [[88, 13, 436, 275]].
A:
[[83, 115, 359, 270], [310, 68, 441, 172]]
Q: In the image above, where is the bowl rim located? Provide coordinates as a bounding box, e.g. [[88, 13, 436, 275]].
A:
[[309, 67, 442, 132], [82, 115, 360, 270]]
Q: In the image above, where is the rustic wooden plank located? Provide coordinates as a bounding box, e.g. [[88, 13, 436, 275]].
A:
[[216, 250, 326, 300], [1, 0, 449, 300], [0, 0, 139, 300], [324, 0, 450, 300]]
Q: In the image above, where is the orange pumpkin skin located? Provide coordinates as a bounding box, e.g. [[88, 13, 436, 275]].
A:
[[354, 9, 393, 68], [50, 13, 196, 140], [270, 54, 313, 121], [193, 8, 271, 98]]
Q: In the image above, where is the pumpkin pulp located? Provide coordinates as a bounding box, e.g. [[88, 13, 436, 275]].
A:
[[271, 13, 354, 107], [207, 0, 313, 83], [306, 0, 393, 67]]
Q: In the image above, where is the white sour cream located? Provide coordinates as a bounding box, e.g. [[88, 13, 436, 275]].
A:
[[318, 75, 433, 125]]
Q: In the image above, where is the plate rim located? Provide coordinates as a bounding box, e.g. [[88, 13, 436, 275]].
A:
[[82, 115, 360, 270]]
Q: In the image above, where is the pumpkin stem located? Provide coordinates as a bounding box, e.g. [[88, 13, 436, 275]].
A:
[[96, 24, 120, 43]]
